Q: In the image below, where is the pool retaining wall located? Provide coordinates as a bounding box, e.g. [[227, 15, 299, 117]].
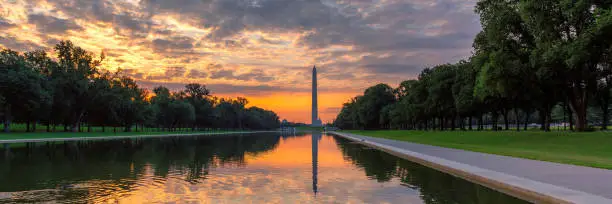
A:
[[329, 131, 612, 204]]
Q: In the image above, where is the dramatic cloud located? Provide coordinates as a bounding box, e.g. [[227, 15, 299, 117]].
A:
[[0, 17, 14, 30], [27, 14, 83, 34], [0, 36, 46, 51], [208, 67, 274, 82], [0, 0, 482, 122], [186, 69, 208, 79], [146, 67, 187, 80], [136, 81, 306, 95], [164, 67, 186, 78], [151, 36, 195, 54], [120, 68, 145, 80], [112, 13, 150, 38]]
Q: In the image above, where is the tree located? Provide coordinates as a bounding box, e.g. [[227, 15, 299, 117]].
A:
[[334, 0, 612, 133], [356, 84, 396, 129], [475, 0, 542, 130], [169, 101, 196, 129], [182, 83, 213, 130], [452, 60, 478, 130], [22, 50, 54, 132], [0, 49, 51, 132], [54, 40, 103, 132], [85, 71, 117, 131], [519, 0, 612, 131], [334, 97, 360, 129], [0, 40, 281, 133], [426, 64, 458, 130], [594, 46, 612, 129], [114, 76, 147, 132]]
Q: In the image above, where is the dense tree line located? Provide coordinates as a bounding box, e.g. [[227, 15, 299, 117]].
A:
[[335, 0, 612, 132], [0, 41, 280, 133]]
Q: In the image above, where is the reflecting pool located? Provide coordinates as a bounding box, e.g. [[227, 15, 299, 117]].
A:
[[0, 132, 530, 203]]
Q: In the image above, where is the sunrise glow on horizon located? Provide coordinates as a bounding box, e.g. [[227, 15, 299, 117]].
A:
[[0, 0, 480, 123]]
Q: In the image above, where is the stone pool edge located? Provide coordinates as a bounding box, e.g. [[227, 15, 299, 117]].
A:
[[0, 131, 280, 144], [328, 131, 612, 204]]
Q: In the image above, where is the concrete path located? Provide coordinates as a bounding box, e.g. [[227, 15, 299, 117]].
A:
[[330, 131, 612, 203]]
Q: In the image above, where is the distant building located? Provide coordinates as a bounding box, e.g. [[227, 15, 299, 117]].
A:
[[311, 66, 322, 127]]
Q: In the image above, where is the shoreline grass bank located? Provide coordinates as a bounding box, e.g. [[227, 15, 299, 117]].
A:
[[344, 130, 612, 169], [0, 130, 271, 142]]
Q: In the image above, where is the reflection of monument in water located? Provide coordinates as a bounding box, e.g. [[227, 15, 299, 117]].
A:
[[312, 132, 321, 195], [311, 66, 322, 127]]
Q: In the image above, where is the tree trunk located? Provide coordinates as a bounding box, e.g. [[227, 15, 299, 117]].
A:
[[546, 111, 552, 131], [514, 109, 520, 131], [573, 109, 587, 131], [600, 93, 609, 130], [70, 110, 85, 133], [567, 103, 574, 131], [477, 115, 482, 131], [32, 121, 37, 132], [563, 102, 567, 131], [492, 112, 499, 131], [502, 110, 509, 130], [539, 110, 546, 131], [47, 123, 50, 132], [523, 112, 530, 131], [26, 121, 31, 132], [451, 116, 456, 131], [468, 116, 473, 130], [3, 105, 11, 133], [568, 85, 589, 131], [602, 107, 609, 130]]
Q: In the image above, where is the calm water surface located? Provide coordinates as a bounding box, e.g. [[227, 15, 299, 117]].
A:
[[0, 132, 529, 203]]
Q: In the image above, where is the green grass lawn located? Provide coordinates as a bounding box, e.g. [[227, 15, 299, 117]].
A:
[[295, 126, 324, 131], [344, 130, 612, 169], [0, 129, 239, 141]]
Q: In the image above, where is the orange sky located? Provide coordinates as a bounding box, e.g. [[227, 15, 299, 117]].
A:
[[234, 92, 358, 124], [0, 0, 480, 123]]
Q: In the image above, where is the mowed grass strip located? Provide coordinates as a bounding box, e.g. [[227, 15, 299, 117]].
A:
[[0, 129, 233, 141], [344, 130, 612, 169]]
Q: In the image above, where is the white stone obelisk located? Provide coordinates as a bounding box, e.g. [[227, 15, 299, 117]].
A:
[[311, 66, 321, 127]]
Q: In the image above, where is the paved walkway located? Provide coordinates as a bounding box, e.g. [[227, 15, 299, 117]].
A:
[[331, 132, 612, 203]]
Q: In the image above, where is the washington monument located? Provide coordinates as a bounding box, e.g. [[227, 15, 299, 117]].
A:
[[311, 66, 322, 127]]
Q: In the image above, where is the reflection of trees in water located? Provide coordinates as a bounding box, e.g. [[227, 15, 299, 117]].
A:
[[0, 133, 285, 202], [333, 137, 398, 182], [333, 137, 530, 204]]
